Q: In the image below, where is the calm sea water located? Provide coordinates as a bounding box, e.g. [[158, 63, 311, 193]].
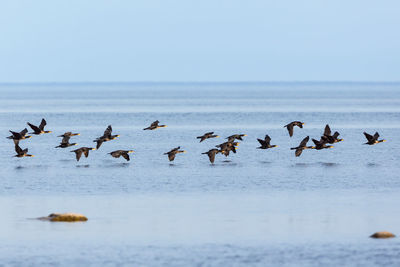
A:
[[0, 82, 399, 266]]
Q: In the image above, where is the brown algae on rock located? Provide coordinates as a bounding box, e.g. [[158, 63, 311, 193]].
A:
[[370, 231, 395, 239], [38, 213, 88, 222]]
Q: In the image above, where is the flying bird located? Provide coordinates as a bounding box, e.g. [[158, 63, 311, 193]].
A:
[[58, 132, 80, 138], [257, 135, 278, 149], [197, 132, 219, 142], [321, 124, 343, 144], [7, 128, 31, 144], [93, 125, 120, 149], [226, 134, 247, 142], [143, 120, 167, 130], [109, 150, 134, 161], [55, 136, 78, 148], [311, 138, 334, 150], [164, 146, 186, 161], [216, 141, 239, 157], [14, 144, 34, 158], [27, 118, 52, 135], [290, 136, 312, 157], [284, 121, 304, 137], [202, 148, 220, 163], [363, 132, 386, 145], [71, 147, 96, 161]]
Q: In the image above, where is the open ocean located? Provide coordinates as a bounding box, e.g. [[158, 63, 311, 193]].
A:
[[0, 82, 400, 266]]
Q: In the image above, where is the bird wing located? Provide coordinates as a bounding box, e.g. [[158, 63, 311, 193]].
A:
[[15, 144, 23, 154], [103, 125, 112, 137], [75, 150, 82, 161], [20, 128, 28, 136], [121, 153, 130, 161], [205, 132, 214, 135], [332, 131, 340, 139], [324, 125, 331, 136], [208, 152, 216, 163], [286, 124, 294, 137], [39, 119, 47, 130], [83, 149, 90, 158], [10, 130, 22, 139], [96, 139, 104, 149], [27, 122, 41, 133], [264, 135, 271, 145], [168, 153, 176, 161], [373, 132, 380, 140], [295, 148, 303, 157], [257, 138, 266, 146], [364, 132, 374, 142], [299, 136, 310, 147], [312, 138, 319, 145]]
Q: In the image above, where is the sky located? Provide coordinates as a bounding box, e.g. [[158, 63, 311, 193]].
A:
[[0, 0, 399, 83]]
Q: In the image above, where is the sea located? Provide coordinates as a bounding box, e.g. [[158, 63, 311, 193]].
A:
[[0, 82, 399, 266]]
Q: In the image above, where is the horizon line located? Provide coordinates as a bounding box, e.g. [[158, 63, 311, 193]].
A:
[[0, 80, 400, 86]]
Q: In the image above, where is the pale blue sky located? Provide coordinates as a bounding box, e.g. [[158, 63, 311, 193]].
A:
[[0, 0, 399, 82]]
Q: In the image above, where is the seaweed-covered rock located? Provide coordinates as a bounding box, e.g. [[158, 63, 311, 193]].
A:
[[38, 213, 88, 222], [370, 231, 395, 239]]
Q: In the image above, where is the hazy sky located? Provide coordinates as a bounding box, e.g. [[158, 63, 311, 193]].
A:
[[0, 1, 399, 82]]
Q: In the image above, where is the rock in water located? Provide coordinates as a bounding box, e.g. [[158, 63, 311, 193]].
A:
[[370, 231, 395, 239], [38, 213, 88, 222]]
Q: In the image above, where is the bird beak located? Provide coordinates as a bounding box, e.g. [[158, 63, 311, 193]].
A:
[[92, 148, 97, 150], [31, 155, 35, 157], [183, 151, 187, 153], [48, 131, 53, 133], [244, 134, 247, 136], [129, 150, 134, 153], [216, 136, 220, 138], [77, 133, 81, 136], [302, 123, 305, 125], [329, 146, 334, 148], [383, 140, 387, 142], [116, 135, 120, 137]]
